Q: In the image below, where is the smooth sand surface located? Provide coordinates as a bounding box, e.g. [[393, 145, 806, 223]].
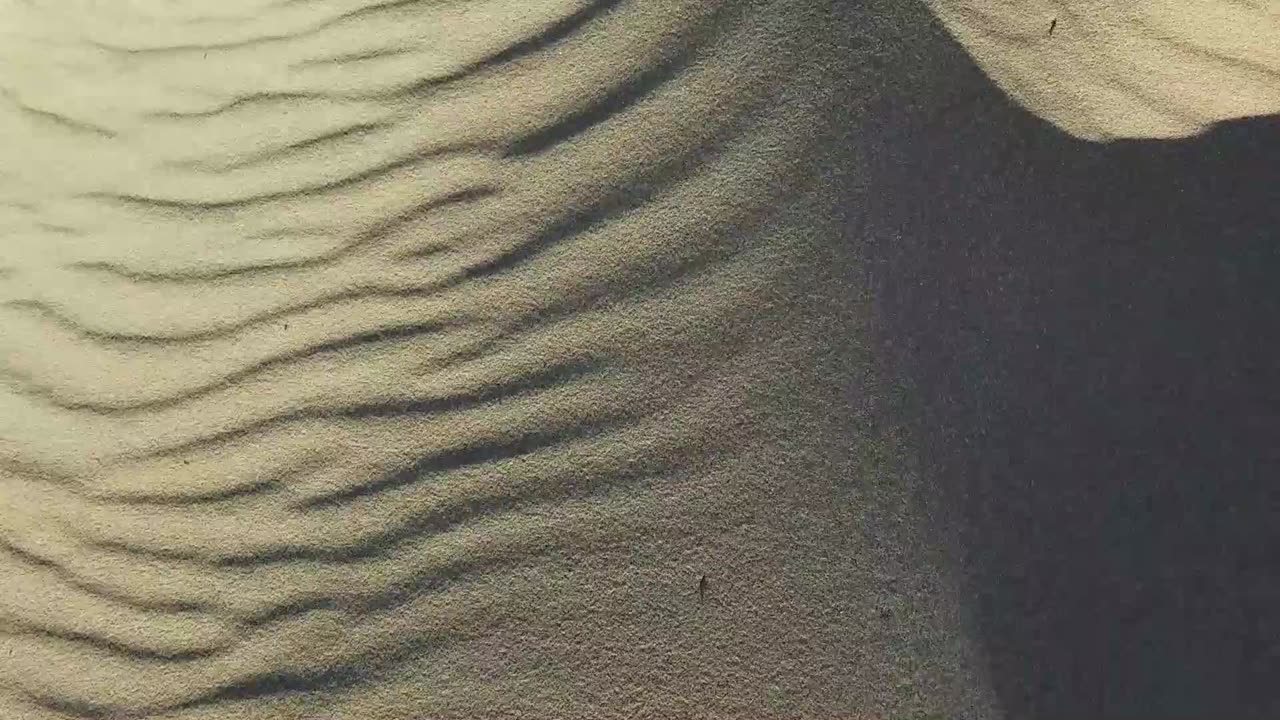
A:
[[929, 0, 1280, 140], [1, 1, 1276, 718]]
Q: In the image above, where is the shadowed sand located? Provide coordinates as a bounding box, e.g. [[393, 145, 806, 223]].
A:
[[1, 0, 1276, 718]]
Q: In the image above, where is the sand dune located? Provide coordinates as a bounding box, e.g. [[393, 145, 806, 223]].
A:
[[0, 2, 1000, 718], [2, 0, 1275, 718], [928, 0, 1280, 140]]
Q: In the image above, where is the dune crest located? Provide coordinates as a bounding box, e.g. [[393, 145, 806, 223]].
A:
[[928, 0, 1280, 140]]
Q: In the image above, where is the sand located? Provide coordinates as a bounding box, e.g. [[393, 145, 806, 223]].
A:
[[1, 0, 1274, 718], [928, 0, 1280, 140]]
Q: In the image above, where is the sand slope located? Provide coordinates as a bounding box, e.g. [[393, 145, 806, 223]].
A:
[[928, 0, 1280, 140], [0, 1, 1000, 718], [6, 0, 1273, 717]]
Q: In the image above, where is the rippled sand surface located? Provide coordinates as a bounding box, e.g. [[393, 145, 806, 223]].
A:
[[2, 0, 1272, 718], [0, 2, 1006, 717]]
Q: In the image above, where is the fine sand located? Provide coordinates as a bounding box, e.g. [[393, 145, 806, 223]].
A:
[[1, 1, 1276, 719], [929, 0, 1280, 140]]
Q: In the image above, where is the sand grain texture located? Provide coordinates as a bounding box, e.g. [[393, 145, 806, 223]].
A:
[[928, 0, 1280, 139], [0, 1, 1000, 718], [3, 0, 1276, 718]]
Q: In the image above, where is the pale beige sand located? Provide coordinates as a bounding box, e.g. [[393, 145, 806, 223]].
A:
[[0, 3, 1003, 717], [927, 0, 1280, 140], [5, 0, 1269, 718]]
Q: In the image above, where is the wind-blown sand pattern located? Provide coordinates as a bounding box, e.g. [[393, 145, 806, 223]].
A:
[[0, 2, 1002, 718], [2, 0, 1276, 718]]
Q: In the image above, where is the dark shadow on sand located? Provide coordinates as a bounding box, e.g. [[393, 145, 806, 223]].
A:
[[838, 26, 1279, 719]]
